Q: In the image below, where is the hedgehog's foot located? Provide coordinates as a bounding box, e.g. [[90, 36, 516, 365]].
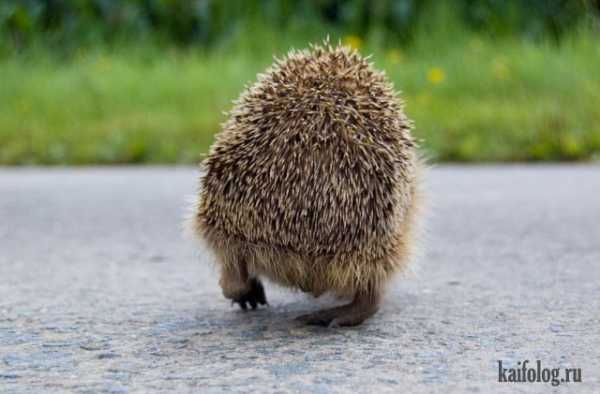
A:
[[219, 260, 268, 310], [231, 278, 268, 310], [295, 291, 381, 327]]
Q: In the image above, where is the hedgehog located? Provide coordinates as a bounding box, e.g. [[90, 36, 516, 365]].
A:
[[193, 41, 422, 327]]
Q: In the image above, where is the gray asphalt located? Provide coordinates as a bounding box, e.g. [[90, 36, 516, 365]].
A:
[[1, 166, 599, 393]]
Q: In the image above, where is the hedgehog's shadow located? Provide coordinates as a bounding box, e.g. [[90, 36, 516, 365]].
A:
[[147, 293, 412, 360], [192, 293, 379, 337], [191, 286, 415, 334]]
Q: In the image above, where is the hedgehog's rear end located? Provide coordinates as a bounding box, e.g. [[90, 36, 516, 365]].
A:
[[194, 42, 422, 326]]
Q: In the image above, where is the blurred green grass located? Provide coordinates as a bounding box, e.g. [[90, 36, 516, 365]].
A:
[[1, 26, 600, 164]]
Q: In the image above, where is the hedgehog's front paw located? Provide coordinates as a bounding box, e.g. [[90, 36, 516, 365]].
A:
[[231, 278, 268, 310]]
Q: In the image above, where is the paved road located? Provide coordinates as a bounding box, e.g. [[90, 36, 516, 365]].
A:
[[1, 166, 599, 393]]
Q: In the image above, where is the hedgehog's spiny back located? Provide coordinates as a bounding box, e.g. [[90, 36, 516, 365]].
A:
[[198, 43, 417, 256]]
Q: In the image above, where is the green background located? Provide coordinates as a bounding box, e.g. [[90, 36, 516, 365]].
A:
[[1, 0, 599, 164]]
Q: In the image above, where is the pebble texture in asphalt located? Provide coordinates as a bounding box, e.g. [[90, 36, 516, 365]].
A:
[[0, 166, 599, 393]]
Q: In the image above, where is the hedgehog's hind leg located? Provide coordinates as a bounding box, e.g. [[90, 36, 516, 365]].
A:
[[218, 249, 268, 310], [295, 290, 381, 327]]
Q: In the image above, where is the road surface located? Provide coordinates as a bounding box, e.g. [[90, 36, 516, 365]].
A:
[[1, 166, 599, 393]]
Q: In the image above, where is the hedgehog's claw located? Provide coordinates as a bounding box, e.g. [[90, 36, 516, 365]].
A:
[[232, 278, 268, 311]]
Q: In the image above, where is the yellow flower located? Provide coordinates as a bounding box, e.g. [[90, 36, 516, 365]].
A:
[[427, 67, 445, 84], [386, 48, 404, 64], [343, 35, 363, 51], [492, 58, 510, 80]]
